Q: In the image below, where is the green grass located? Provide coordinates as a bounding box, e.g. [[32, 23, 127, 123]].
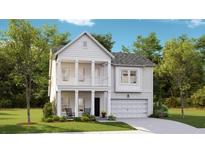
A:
[[166, 108, 205, 128], [0, 108, 135, 133]]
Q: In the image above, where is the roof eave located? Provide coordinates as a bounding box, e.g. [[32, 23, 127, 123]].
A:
[[112, 63, 155, 67]]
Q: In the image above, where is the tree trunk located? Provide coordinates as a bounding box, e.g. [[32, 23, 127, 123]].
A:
[[25, 76, 31, 125], [180, 90, 184, 118]]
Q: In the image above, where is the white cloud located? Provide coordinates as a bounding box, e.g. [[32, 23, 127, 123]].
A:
[[187, 19, 205, 28], [59, 19, 95, 26]]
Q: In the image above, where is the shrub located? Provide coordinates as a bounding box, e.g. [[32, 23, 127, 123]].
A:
[[52, 100, 57, 115], [53, 115, 60, 121], [101, 111, 107, 118], [59, 116, 67, 122], [81, 115, 90, 121], [89, 115, 96, 121], [164, 97, 192, 108], [45, 117, 54, 122], [0, 99, 12, 108], [74, 117, 81, 122], [164, 97, 179, 108], [153, 102, 168, 118], [82, 112, 90, 117], [43, 102, 53, 118], [191, 86, 205, 107], [108, 115, 116, 121]]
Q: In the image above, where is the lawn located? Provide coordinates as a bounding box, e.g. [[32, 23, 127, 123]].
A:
[[166, 108, 205, 128], [0, 108, 135, 134]]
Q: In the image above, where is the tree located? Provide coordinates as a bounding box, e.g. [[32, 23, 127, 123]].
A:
[[40, 25, 70, 48], [121, 45, 130, 53], [92, 33, 115, 51], [131, 32, 164, 102], [159, 36, 204, 118], [4, 20, 42, 125], [191, 86, 205, 107], [133, 32, 162, 64], [32, 25, 70, 107], [1, 20, 70, 125], [195, 35, 205, 62]]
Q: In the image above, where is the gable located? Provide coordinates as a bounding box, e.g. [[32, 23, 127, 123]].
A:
[[57, 33, 113, 61]]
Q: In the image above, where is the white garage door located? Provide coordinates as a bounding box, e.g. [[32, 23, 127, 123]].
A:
[[111, 99, 148, 118]]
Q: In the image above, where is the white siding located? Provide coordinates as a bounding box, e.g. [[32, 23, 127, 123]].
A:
[[61, 91, 106, 116], [57, 62, 108, 86], [115, 66, 142, 92], [111, 66, 153, 116], [58, 35, 111, 62], [49, 32, 153, 117]]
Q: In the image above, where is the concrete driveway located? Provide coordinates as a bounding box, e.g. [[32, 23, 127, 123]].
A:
[[118, 118, 205, 134]]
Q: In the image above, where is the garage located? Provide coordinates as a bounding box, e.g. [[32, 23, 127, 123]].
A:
[[111, 99, 148, 118]]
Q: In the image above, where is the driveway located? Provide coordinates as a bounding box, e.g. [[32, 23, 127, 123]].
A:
[[118, 118, 205, 134]]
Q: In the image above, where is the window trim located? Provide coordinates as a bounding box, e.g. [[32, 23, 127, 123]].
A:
[[121, 70, 129, 84], [130, 70, 137, 84], [61, 64, 70, 81], [120, 69, 138, 85]]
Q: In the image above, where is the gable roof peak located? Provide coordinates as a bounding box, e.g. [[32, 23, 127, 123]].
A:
[[54, 32, 114, 58]]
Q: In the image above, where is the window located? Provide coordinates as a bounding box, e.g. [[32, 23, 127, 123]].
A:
[[130, 70, 137, 84], [78, 98, 84, 112], [62, 66, 70, 81], [82, 41, 87, 48], [121, 70, 129, 83], [120, 70, 138, 84], [62, 95, 70, 112], [79, 67, 85, 81], [95, 66, 100, 77]]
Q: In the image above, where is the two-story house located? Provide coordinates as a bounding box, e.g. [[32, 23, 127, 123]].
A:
[[48, 32, 154, 118]]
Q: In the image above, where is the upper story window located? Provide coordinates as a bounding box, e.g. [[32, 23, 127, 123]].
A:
[[121, 70, 129, 83], [79, 67, 85, 82], [121, 70, 137, 84], [130, 70, 137, 84], [62, 64, 70, 81], [82, 41, 87, 48]]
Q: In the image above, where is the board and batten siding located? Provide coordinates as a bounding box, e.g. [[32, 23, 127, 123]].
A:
[[58, 35, 111, 62]]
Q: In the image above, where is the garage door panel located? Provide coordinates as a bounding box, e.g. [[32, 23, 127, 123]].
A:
[[111, 99, 148, 118]]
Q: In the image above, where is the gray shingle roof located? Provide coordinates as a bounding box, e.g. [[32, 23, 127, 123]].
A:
[[52, 45, 154, 67], [111, 52, 154, 67]]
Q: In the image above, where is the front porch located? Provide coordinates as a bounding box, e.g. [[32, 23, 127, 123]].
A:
[[56, 90, 111, 117]]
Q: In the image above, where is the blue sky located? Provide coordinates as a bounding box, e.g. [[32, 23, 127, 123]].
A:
[[0, 19, 205, 51]]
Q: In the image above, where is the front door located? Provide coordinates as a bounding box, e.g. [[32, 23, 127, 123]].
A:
[[94, 98, 100, 116]]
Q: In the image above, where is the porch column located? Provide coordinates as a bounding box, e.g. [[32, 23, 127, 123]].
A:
[[57, 90, 61, 116], [107, 61, 111, 87], [75, 59, 79, 85], [57, 60, 62, 83], [107, 90, 111, 116], [75, 90, 79, 117], [91, 90, 95, 115], [91, 60, 95, 86]]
